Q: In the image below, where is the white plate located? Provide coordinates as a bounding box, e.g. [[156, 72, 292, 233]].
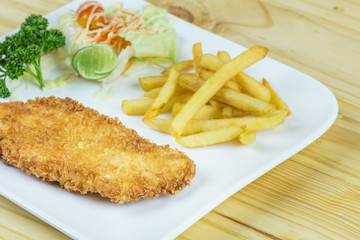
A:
[[0, 0, 338, 239]]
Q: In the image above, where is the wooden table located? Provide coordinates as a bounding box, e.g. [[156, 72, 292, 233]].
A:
[[1, 0, 359, 239]]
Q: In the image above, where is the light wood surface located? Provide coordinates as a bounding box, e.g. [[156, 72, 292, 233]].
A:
[[0, 0, 359, 239]]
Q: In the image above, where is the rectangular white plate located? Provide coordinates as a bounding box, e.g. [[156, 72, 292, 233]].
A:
[[0, 0, 338, 239]]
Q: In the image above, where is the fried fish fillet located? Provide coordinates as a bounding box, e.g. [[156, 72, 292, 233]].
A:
[[0, 97, 195, 203]]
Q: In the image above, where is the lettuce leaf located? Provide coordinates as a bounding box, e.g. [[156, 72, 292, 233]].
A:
[[121, 29, 177, 62], [121, 5, 177, 62]]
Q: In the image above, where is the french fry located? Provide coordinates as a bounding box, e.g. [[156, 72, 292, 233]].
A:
[[199, 54, 224, 71], [194, 105, 222, 119], [217, 52, 242, 92], [123, 44, 290, 147], [192, 42, 203, 76], [221, 105, 233, 118], [176, 126, 244, 148], [164, 92, 193, 111], [141, 110, 286, 136], [171, 46, 268, 137], [161, 60, 194, 75], [139, 76, 167, 91], [123, 93, 192, 116], [122, 99, 154, 115], [143, 87, 161, 98], [144, 86, 189, 99], [209, 101, 250, 117], [234, 72, 271, 102], [232, 108, 251, 117], [144, 67, 180, 119], [173, 87, 190, 96], [178, 73, 272, 115], [172, 103, 221, 120], [217, 51, 231, 63], [209, 99, 222, 112], [177, 73, 201, 92], [198, 69, 214, 80], [199, 55, 241, 92], [262, 78, 291, 116], [237, 131, 256, 144], [201, 55, 241, 92], [200, 53, 271, 102], [171, 102, 183, 116], [215, 88, 273, 115], [182, 110, 287, 135], [143, 118, 172, 134], [191, 69, 240, 92], [212, 101, 250, 117], [225, 80, 241, 92]]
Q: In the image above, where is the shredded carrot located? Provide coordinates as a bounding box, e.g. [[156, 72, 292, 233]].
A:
[[151, 56, 172, 60], [65, 72, 75, 81], [92, 29, 111, 42], [120, 9, 135, 16], [110, 23, 118, 32], [144, 57, 167, 69], [111, 39, 119, 48], [124, 28, 139, 32], [103, 37, 112, 44], [71, 24, 83, 28], [73, 31, 83, 47], [116, 39, 123, 55], [119, 58, 132, 76], [118, 2, 124, 11]]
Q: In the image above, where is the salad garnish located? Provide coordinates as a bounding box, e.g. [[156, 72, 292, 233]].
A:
[[0, 2, 178, 98], [60, 1, 177, 82], [0, 14, 65, 97]]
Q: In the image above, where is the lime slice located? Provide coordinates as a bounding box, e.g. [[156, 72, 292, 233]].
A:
[[72, 44, 118, 80]]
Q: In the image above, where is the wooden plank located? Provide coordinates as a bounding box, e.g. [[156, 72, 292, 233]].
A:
[[268, 0, 360, 32], [188, 159, 360, 239], [178, 211, 275, 240], [0, 0, 72, 35], [0, 0, 359, 240], [0, 196, 70, 240]]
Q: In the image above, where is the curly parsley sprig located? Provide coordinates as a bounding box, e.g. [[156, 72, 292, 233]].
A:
[[0, 14, 65, 98]]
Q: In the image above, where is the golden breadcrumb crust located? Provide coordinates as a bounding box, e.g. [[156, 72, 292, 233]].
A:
[[0, 96, 195, 203]]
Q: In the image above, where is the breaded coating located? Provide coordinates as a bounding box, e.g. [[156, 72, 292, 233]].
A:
[[0, 97, 195, 203]]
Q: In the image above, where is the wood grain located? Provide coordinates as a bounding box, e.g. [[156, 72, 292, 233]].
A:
[[0, 0, 359, 239]]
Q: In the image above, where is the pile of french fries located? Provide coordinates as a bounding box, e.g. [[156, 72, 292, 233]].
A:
[[122, 43, 291, 148]]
